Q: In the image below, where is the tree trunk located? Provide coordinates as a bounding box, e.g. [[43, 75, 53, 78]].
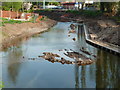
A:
[[100, 2, 105, 12]]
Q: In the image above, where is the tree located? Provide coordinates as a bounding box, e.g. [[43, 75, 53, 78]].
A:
[[117, 1, 120, 15], [100, 2, 105, 12], [2, 2, 23, 19], [100, 2, 118, 13], [2, 2, 22, 11], [2, 2, 12, 11], [50, 2, 60, 6], [12, 2, 22, 11]]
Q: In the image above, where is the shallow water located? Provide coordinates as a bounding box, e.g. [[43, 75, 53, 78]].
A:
[[1, 22, 120, 88]]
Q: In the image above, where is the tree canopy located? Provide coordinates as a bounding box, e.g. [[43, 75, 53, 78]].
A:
[[2, 2, 22, 11], [100, 2, 119, 13]]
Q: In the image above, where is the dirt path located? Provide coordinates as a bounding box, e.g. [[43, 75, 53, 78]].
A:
[[0, 19, 57, 50]]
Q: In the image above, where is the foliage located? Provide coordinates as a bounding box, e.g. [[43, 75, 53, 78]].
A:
[[2, 2, 22, 11], [12, 2, 23, 11], [2, 2, 12, 11], [48, 2, 60, 6], [100, 2, 118, 13], [0, 81, 4, 88], [0, 17, 31, 26], [32, 1, 60, 6], [117, 1, 120, 15]]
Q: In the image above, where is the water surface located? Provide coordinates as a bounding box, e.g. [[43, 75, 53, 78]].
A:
[[1, 22, 120, 88]]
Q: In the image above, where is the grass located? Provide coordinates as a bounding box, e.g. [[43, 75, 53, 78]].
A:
[[0, 17, 32, 26], [0, 15, 48, 26]]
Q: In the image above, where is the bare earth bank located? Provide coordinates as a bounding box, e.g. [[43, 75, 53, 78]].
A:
[[38, 11, 120, 47], [0, 19, 57, 50], [85, 19, 120, 46]]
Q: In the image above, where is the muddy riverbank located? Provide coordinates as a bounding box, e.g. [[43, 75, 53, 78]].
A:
[[37, 10, 120, 47], [0, 18, 57, 50]]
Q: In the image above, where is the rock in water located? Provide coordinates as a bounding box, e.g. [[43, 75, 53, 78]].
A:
[[69, 30, 76, 33], [68, 34, 70, 37], [72, 38, 76, 41], [70, 24, 75, 30]]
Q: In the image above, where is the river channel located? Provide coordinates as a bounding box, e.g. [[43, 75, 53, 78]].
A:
[[1, 22, 120, 88]]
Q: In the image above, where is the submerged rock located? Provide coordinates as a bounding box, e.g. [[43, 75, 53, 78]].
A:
[[70, 24, 76, 30], [69, 30, 76, 33], [68, 34, 70, 37], [72, 38, 76, 41], [39, 51, 95, 66], [80, 48, 91, 55]]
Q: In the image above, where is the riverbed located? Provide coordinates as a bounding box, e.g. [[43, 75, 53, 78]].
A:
[[1, 22, 120, 88]]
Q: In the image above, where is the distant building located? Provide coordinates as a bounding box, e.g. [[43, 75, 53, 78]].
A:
[[61, 2, 79, 10], [83, 1, 96, 10], [0, 11, 32, 21], [61, 0, 94, 10], [23, 2, 32, 11], [45, 5, 58, 9]]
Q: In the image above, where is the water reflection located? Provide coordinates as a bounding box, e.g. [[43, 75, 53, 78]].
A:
[[80, 66, 86, 88], [96, 49, 120, 88], [7, 47, 23, 84], [74, 64, 87, 88], [78, 24, 86, 49], [75, 64, 79, 88]]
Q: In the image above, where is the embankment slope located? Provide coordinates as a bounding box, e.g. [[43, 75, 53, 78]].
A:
[[0, 19, 57, 50]]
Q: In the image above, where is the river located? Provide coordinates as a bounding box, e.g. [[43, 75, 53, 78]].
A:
[[0, 22, 120, 88]]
